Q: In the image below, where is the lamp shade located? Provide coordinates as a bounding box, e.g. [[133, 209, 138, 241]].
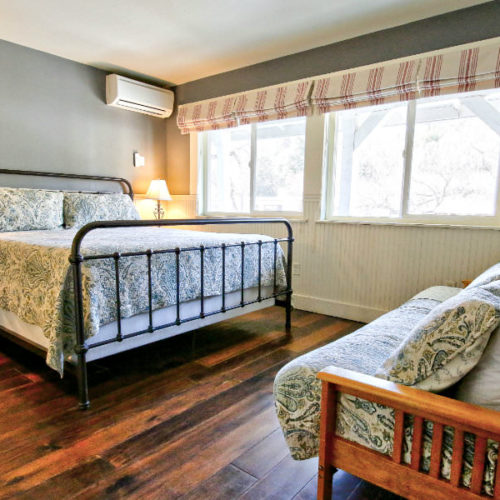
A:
[[146, 179, 172, 201]]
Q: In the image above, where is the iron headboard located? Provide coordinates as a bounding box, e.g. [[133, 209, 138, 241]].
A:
[[0, 168, 134, 199]]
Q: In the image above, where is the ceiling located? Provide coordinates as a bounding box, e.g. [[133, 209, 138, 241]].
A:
[[0, 0, 490, 85]]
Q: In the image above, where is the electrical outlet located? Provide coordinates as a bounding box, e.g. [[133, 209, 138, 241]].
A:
[[292, 263, 301, 276]]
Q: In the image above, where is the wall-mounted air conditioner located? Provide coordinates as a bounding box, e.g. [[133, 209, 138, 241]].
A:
[[106, 74, 174, 118]]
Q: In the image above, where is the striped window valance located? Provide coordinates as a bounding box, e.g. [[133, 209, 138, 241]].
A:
[[177, 95, 237, 134], [177, 38, 500, 134], [311, 40, 500, 113], [419, 44, 500, 98], [177, 79, 313, 134], [232, 79, 313, 125], [311, 59, 420, 114]]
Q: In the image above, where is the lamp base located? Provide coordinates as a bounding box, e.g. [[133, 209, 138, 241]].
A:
[[153, 200, 165, 220]]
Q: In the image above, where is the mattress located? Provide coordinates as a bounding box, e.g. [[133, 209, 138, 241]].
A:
[[0, 227, 287, 374], [0, 287, 275, 363]]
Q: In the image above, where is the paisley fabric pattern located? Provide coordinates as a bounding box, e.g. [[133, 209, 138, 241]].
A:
[[63, 192, 140, 228], [274, 285, 498, 495], [0, 227, 287, 375], [274, 288, 460, 460], [377, 282, 500, 391], [0, 188, 63, 232]]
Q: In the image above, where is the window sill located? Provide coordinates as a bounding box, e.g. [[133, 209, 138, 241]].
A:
[[199, 214, 308, 223], [316, 219, 500, 231]]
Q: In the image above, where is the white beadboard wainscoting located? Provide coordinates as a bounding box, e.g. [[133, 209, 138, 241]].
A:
[[168, 194, 500, 324]]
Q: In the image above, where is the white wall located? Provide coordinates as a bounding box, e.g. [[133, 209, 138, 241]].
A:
[[173, 115, 500, 323]]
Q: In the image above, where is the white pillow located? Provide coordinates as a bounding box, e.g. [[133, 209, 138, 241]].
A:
[[469, 263, 500, 288], [455, 325, 500, 411]]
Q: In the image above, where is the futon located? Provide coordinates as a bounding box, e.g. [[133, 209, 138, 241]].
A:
[[275, 283, 500, 498]]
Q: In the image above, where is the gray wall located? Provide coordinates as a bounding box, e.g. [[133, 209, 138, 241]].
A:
[[0, 39, 166, 194], [166, 1, 500, 194]]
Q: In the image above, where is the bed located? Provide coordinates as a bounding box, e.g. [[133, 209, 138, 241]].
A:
[[0, 168, 293, 409]]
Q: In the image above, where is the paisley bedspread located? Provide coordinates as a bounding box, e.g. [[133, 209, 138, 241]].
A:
[[0, 227, 287, 375]]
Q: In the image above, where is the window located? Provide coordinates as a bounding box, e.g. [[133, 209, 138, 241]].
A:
[[201, 116, 306, 214], [325, 88, 500, 224]]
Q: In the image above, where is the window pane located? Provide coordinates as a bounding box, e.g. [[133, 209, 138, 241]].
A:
[[332, 103, 407, 217], [408, 93, 500, 216], [254, 117, 306, 212], [205, 126, 251, 213]]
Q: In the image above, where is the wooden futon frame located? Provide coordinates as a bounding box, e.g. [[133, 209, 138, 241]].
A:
[[317, 366, 500, 500]]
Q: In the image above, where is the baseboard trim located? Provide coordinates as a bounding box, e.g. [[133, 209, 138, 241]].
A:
[[292, 294, 388, 323]]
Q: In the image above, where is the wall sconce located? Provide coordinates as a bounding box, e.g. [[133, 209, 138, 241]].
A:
[[146, 179, 172, 219]]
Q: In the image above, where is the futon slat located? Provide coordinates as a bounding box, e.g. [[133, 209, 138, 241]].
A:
[[471, 436, 487, 495], [410, 416, 424, 471], [392, 409, 404, 464], [494, 447, 500, 499], [450, 429, 465, 487], [429, 422, 444, 478]]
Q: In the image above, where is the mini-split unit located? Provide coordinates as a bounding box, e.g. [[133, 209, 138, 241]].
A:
[[106, 74, 174, 118]]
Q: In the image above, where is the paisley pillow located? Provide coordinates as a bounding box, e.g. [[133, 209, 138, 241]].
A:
[[0, 187, 63, 231], [64, 192, 140, 228], [376, 280, 500, 391]]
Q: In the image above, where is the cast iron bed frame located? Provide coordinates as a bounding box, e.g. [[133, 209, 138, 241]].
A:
[[0, 169, 293, 410]]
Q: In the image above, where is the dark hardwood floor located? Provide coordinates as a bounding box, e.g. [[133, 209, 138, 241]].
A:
[[0, 307, 403, 499]]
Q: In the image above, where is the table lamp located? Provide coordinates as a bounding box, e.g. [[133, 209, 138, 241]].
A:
[[146, 179, 172, 219]]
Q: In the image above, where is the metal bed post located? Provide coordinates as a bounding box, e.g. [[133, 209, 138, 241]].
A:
[[285, 222, 293, 335], [69, 253, 90, 410]]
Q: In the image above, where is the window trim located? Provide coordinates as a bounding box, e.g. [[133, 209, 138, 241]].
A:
[[323, 92, 500, 227], [198, 118, 307, 217]]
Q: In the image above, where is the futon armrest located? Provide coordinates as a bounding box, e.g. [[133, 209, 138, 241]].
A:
[[317, 366, 500, 439]]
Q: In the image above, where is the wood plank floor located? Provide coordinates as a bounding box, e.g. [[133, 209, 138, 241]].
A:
[[0, 308, 404, 499]]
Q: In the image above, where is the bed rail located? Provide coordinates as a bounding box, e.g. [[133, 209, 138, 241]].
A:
[[0, 168, 134, 199], [70, 218, 293, 409], [317, 366, 500, 500]]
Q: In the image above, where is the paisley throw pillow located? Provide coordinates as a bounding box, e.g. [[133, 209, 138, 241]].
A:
[[64, 192, 140, 228], [376, 281, 500, 391], [0, 187, 63, 232]]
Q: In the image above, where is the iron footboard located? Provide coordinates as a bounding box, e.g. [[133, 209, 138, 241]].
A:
[[69, 217, 293, 409]]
